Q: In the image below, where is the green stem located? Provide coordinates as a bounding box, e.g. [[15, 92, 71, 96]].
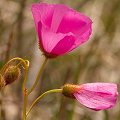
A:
[[15, 61, 23, 68], [22, 89, 28, 120], [0, 57, 30, 120], [22, 61, 29, 93], [0, 57, 29, 75], [0, 57, 29, 93], [26, 89, 62, 116], [27, 58, 48, 96]]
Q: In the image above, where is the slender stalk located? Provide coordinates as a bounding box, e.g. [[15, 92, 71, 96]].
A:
[[0, 57, 29, 93], [26, 89, 62, 116], [16, 61, 23, 68], [16, 60, 29, 69], [22, 62, 29, 93], [21, 60, 29, 120], [0, 57, 30, 120], [27, 58, 48, 96], [22, 89, 28, 120], [0, 57, 28, 75], [22, 58, 47, 119]]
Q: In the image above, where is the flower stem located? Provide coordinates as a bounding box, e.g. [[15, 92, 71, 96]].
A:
[[0, 57, 29, 93], [0, 57, 29, 75], [15, 61, 23, 68], [22, 89, 28, 120], [22, 61, 29, 93], [26, 89, 62, 116], [0, 57, 30, 120], [27, 58, 48, 96]]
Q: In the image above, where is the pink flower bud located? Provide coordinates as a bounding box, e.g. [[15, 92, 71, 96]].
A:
[[0, 74, 6, 91], [62, 83, 118, 111], [4, 65, 21, 85], [31, 3, 92, 58]]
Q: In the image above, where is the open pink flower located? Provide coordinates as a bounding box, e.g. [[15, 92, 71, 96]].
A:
[[62, 83, 118, 111], [31, 3, 92, 58]]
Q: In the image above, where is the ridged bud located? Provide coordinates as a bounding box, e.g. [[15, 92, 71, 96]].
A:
[[0, 74, 6, 91], [61, 83, 83, 99], [4, 65, 21, 85]]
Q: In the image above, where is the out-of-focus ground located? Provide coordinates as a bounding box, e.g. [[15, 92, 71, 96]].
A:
[[0, 0, 120, 120]]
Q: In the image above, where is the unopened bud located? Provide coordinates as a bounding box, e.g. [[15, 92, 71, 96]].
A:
[[4, 65, 21, 85], [62, 83, 82, 99], [0, 74, 6, 91]]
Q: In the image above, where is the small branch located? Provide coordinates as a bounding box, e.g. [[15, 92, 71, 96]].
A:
[[26, 89, 62, 116]]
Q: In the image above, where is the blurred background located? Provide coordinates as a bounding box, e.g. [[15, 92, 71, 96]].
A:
[[0, 0, 120, 120]]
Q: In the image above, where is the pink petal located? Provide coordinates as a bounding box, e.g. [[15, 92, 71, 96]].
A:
[[38, 21, 75, 55], [51, 4, 74, 32], [57, 11, 92, 36], [73, 83, 118, 111], [66, 35, 87, 53], [56, 11, 92, 52], [31, 4, 41, 34], [81, 25, 92, 41], [66, 25, 92, 52], [51, 35, 75, 55], [31, 3, 54, 29]]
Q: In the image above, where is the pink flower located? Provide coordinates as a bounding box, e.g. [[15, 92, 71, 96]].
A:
[[62, 83, 118, 111], [31, 3, 92, 58]]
